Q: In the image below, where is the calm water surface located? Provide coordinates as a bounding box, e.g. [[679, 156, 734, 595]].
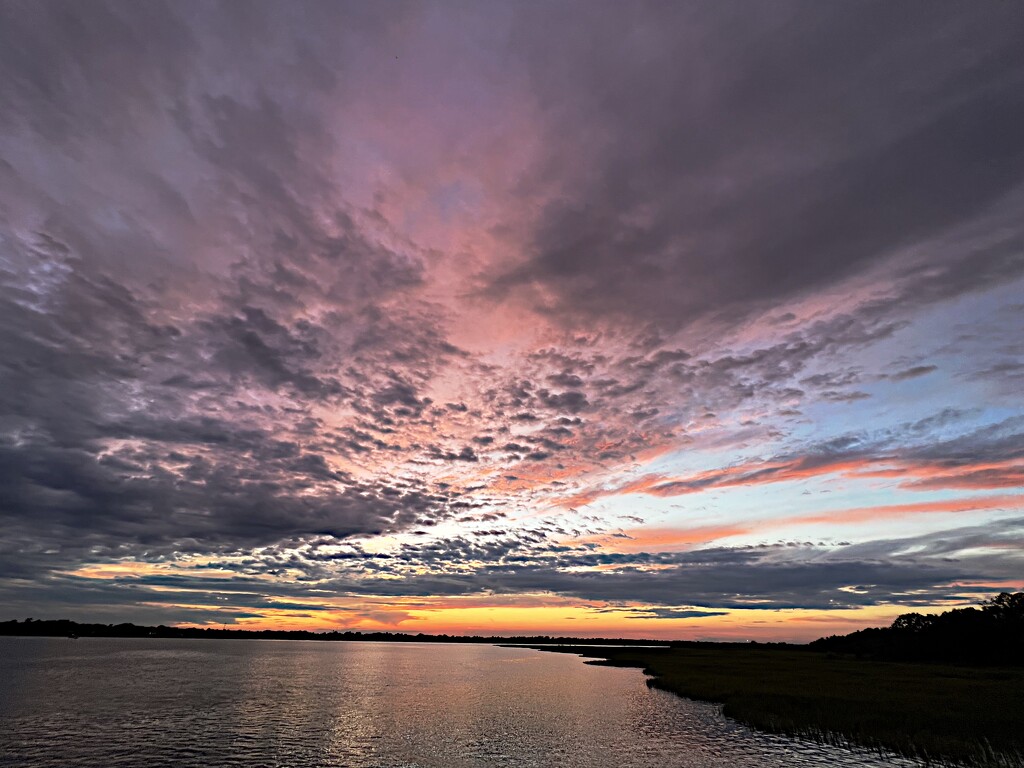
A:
[[0, 638, 923, 767]]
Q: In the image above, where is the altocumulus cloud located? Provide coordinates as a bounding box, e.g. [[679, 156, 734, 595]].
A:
[[0, 1, 1022, 633]]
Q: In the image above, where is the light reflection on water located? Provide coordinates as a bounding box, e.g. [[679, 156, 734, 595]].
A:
[[0, 638, 923, 767]]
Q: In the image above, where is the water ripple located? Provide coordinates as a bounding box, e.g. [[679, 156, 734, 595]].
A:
[[0, 638, 926, 767]]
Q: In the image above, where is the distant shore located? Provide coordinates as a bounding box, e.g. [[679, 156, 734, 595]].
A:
[[525, 643, 1024, 767], [0, 618, 668, 646]]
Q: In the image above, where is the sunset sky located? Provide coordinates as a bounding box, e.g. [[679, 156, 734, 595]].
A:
[[1, 1, 1022, 641]]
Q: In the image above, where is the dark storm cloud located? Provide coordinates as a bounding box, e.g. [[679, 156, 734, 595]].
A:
[[490, 2, 1024, 330]]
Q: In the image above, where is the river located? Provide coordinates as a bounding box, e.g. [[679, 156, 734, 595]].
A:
[[0, 637, 924, 767]]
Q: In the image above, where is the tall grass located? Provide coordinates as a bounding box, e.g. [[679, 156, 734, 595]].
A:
[[534, 645, 1024, 767]]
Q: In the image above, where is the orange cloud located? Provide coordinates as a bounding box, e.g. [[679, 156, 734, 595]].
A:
[[180, 601, 1009, 643], [597, 494, 1024, 553], [788, 493, 1024, 526], [564, 454, 1024, 508], [562, 457, 874, 507], [582, 524, 753, 553], [888, 461, 1024, 491]]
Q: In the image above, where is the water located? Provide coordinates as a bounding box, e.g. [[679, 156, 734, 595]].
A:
[[0, 638, 923, 767]]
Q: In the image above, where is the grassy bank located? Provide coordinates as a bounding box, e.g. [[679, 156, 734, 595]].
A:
[[527, 644, 1024, 766]]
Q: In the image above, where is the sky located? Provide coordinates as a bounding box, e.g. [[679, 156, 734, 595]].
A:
[[1, 1, 1022, 641]]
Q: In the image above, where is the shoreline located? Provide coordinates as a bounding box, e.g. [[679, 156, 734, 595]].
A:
[[0, 619, 669, 647], [524, 644, 1024, 768]]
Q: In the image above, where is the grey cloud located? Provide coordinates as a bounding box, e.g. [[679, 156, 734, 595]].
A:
[[4, 517, 1018, 622], [0, 232, 461, 584], [546, 372, 584, 388], [537, 389, 589, 413], [307, 537, 1008, 611], [491, 3, 1024, 332], [0, 1, 495, 592], [619, 608, 728, 620], [886, 365, 938, 382]]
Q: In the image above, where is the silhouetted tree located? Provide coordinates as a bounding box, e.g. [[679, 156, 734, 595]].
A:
[[809, 592, 1024, 665]]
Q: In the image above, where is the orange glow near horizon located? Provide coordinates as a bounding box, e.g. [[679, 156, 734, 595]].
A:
[[155, 582, 1024, 643], [166, 599, 1015, 643]]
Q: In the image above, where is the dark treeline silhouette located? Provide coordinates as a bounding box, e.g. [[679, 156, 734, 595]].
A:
[[0, 618, 665, 646], [809, 591, 1024, 665], [5, 593, 1021, 663]]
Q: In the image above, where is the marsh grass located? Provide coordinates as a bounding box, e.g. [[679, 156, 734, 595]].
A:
[[531, 645, 1024, 766]]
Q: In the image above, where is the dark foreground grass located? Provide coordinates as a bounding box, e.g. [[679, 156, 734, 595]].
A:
[[527, 644, 1024, 766]]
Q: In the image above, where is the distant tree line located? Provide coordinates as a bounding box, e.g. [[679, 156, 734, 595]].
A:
[[0, 618, 665, 646], [5, 592, 1020, 664], [809, 592, 1024, 665]]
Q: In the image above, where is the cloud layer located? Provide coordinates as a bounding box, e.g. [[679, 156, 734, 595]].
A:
[[1, 1, 1022, 638]]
